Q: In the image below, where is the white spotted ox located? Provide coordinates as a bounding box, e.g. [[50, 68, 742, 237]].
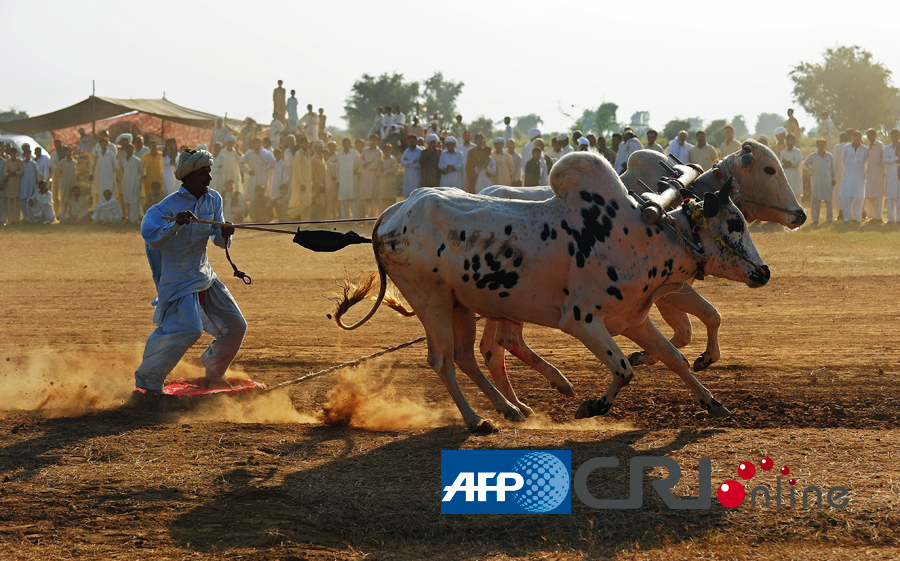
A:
[[334, 151, 770, 432], [480, 140, 803, 396]]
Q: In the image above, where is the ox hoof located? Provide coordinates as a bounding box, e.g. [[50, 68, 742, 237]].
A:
[[703, 398, 731, 417], [552, 380, 577, 398], [574, 397, 612, 419], [503, 406, 529, 422], [628, 351, 658, 367], [470, 418, 500, 434], [693, 353, 715, 371]]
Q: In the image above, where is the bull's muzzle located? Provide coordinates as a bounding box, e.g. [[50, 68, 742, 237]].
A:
[[748, 265, 770, 287], [792, 208, 807, 226]]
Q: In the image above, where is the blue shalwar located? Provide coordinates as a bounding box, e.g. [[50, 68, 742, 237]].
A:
[[134, 185, 247, 391]]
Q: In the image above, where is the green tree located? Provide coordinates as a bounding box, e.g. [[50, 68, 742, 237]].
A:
[[754, 112, 783, 137], [421, 72, 464, 129], [468, 116, 496, 138], [790, 45, 900, 130], [344, 73, 420, 139], [706, 119, 727, 145], [732, 115, 750, 138], [515, 114, 543, 135], [595, 102, 619, 135], [662, 119, 692, 142], [0, 107, 28, 123]]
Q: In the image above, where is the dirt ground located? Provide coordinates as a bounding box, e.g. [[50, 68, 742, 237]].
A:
[[1, 219, 899, 560]]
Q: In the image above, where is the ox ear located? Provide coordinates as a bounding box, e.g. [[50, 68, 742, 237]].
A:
[[740, 143, 753, 168], [718, 177, 734, 205], [703, 192, 720, 218]]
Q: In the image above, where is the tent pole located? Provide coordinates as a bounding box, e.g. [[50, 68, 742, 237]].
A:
[[91, 80, 96, 135]]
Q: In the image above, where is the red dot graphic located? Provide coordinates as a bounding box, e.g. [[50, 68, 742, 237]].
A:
[[789, 478, 797, 486], [780, 465, 790, 476], [760, 457, 773, 471], [717, 480, 746, 508], [738, 461, 756, 480]]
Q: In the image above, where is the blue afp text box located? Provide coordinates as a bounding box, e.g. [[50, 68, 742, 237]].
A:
[[441, 450, 571, 514]]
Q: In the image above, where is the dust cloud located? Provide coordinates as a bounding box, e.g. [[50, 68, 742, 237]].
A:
[[319, 366, 456, 430], [0, 347, 136, 417], [181, 390, 317, 424]]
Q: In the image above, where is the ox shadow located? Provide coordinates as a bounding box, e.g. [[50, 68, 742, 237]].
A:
[[0, 406, 168, 480], [167, 426, 727, 558]]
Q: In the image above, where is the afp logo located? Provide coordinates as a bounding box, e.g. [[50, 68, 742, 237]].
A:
[[441, 450, 571, 514]]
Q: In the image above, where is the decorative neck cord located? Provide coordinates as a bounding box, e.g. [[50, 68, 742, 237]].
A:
[[681, 199, 768, 280]]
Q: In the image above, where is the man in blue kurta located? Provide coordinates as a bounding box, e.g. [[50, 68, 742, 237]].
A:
[[134, 149, 246, 395]]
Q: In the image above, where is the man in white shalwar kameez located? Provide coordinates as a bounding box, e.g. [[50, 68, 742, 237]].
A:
[[216, 136, 243, 194], [335, 138, 359, 219], [133, 149, 246, 396], [400, 134, 423, 198], [840, 131, 868, 223], [456, 131, 474, 190], [832, 132, 849, 217], [356, 134, 382, 218], [369, 107, 384, 137], [90, 138, 120, 205], [864, 129, 885, 222], [91, 189, 123, 223], [818, 111, 838, 150], [26, 181, 55, 224], [289, 137, 312, 219], [269, 114, 285, 150], [883, 129, 900, 223], [779, 134, 803, 198], [302, 105, 318, 143], [269, 148, 291, 200], [287, 90, 299, 133], [121, 143, 145, 222], [804, 139, 836, 224], [614, 131, 643, 174], [239, 138, 275, 194], [438, 137, 464, 189]]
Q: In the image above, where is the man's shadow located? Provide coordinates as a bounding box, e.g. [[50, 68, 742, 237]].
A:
[[164, 425, 727, 557]]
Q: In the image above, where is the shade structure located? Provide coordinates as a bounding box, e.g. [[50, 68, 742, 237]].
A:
[[0, 96, 245, 148]]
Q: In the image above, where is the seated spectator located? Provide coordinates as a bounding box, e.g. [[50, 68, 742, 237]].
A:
[[222, 180, 248, 222], [91, 189, 123, 223], [273, 184, 291, 221], [250, 184, 274, 222], [58, 185, 91, 223], [26, 180, 55, 224], [143, 181, 165, 212]]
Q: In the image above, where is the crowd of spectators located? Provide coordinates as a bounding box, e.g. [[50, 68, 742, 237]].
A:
[[2, 91, 898, 227]]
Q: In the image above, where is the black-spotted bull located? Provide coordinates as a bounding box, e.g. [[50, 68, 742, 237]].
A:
[[480, 139, 801, 399], [333, 152, 770, 432]]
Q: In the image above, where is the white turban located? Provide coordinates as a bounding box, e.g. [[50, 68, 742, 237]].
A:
[[426, 133, 440, 144], [577, 137, 589, 146], [115, 133, 133, 144], [196, 144, 208, 150], [313, 139, 325, 148], [556, 133, 569, 141], [174, 149, 214, 180], [493, 137, 505, 145], [528, 128, 541, 139], [444, 136, 457, 145], [773, 126, 787, 136], [225, 134, 237, 142]]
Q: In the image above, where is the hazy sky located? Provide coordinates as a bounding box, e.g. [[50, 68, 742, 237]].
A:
[[4, 0, 899, 137]]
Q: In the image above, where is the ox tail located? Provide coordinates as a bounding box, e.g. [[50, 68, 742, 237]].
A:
[[333, 268, 386, 330], [333, 263, 415, 329]]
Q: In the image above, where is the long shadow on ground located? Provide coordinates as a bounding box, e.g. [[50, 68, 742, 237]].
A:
[[166, 426, 726, 558]]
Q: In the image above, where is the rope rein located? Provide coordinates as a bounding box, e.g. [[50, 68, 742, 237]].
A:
[[680, 199, 768, 279]]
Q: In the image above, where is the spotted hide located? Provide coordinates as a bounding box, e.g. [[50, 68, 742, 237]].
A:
[[334, 151, 770, 432], [481, 141, 801, 399]]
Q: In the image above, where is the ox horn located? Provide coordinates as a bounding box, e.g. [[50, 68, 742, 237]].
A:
[[718, 177, 734, 204], [741, 144, 753, 168]]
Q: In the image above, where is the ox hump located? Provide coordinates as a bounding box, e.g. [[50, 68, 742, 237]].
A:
[[550, 151, 629, 202]]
